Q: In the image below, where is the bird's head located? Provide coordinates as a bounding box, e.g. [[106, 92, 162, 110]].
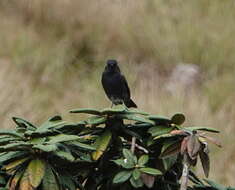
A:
[[105, 60, 120, 73]]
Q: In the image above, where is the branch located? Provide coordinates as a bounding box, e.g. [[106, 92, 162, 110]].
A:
[[180, 154, 190, 190]]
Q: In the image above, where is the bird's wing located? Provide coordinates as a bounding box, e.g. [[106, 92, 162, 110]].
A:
[[121, 75, 131, 99]]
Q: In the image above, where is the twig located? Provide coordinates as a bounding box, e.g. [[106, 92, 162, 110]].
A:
[[180, 154, 190, 190], [131, 137, 136, 153]]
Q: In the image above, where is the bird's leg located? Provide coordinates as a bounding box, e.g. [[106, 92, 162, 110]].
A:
[[111, 102, 114, 108]]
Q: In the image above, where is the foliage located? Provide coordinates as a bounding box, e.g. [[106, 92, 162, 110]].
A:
[[0, 105, 232, 190]]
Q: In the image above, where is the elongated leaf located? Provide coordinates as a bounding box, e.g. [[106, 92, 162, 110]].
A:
[[70, 108, 101, 115], [187, 135, 201, 160], [130, 176, 143, 188], [147, 115, 171, 125], [18, 169, 33, 190], [0, 130, 23, 138], [9, 169, 24, 190], [0, 142, 31, 152], [28, 159, 46, 188], [199, 135, 222, 148], [148, 126, 173, 137], [92, 130, 112, 160], [3, 157, 29, 171], [171, 113, 185, 125], [67, 141, 96, 151], [125, 109, 149, 115], [54, 150, 75, 162], [153, 133, 175, 140], [132, 169, 141, 180], [101, 105, 126, 115], [162, 155, 177, 171], [12, 117, 36, 130], [0, 175, 5, 185], [85, 116, 107, 125], [36, 116, 67, 133], [59, 174, 76, 190], [184, 127, 220, 133], [113, 171, 132, 184], [42, 165, 60, 190], [138, 155, 149, 167], [117, 114, 155, 125], [160, 141, 181, 159], [139, 167, 162, 176], [0, 152, 28, 165], [204, 179, 226, 190], [47, 134, 80, 144], [199, 150, 210, 178], [0, 137, 17, 146], [32, 144, 57, 152], [181, 136, 189, 155]]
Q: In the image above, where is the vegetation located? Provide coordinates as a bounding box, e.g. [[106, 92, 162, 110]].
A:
[[0, 0, 234, 186], [0, 105, 233, 190]]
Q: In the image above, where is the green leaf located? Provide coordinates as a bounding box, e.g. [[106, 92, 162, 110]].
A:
[[123, 149, 136, 165], [85, 116, 107, 125], [54, 150, 75, 162], [204, 179, 226, 190], [59, 174, 76, 190], [113, 159, 134, 169], [36, 116, 67, 133], [2, 157, 29, 171], [0, 129, 23, 138], [28, 159, 46, 188], [184, 126, 220, 133], [130, 176, 143, 188], [42, 165, 60, 190], [32, 144, 57, 152], [0, 175, 6, 185], [101, 105, 126, 115], [47, 134, 80, 144], [67, 141, 96, 151], [139, 168, 162, 176], [124, 109, 149, 116], [138, 155, 149, 167], [153, 133, 175, 140], [171, 113, 185, 125], [12, 117, 36, 130], [113, 171, 132, 184], [117, 114, 155, 125], [92, 130, 112, 160], [0, 151, 28, 165], [132, 169, 141, 180], [0, 142, 31, 152], [148, 126, 173, 137], [147, 115, 171, 125], [19, 169, 34, 190], [162, 156, 177, 171], [69, 108, 101, 115]]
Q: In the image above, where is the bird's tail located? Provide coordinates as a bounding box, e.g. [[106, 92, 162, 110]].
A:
[[125, 99, 137, 108]]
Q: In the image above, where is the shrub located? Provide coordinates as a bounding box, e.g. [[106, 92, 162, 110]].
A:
[[0, 105, 233, 190]]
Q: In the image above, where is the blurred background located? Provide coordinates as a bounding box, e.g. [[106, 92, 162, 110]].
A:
[[0, 0, 234, 186]]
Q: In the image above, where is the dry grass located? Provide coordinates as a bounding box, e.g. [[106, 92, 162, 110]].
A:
[[0, 0, 235, 186]]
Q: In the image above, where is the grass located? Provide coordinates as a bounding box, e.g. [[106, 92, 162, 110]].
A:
[[0, 0, 235, 186]]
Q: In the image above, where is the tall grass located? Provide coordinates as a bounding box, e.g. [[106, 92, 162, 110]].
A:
[[0, 0, 234, 186]]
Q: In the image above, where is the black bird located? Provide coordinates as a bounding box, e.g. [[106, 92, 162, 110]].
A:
[[101, 60, 137, 108]]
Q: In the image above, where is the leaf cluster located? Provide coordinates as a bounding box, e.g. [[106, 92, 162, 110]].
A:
[[0, 105, 230, 190]]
